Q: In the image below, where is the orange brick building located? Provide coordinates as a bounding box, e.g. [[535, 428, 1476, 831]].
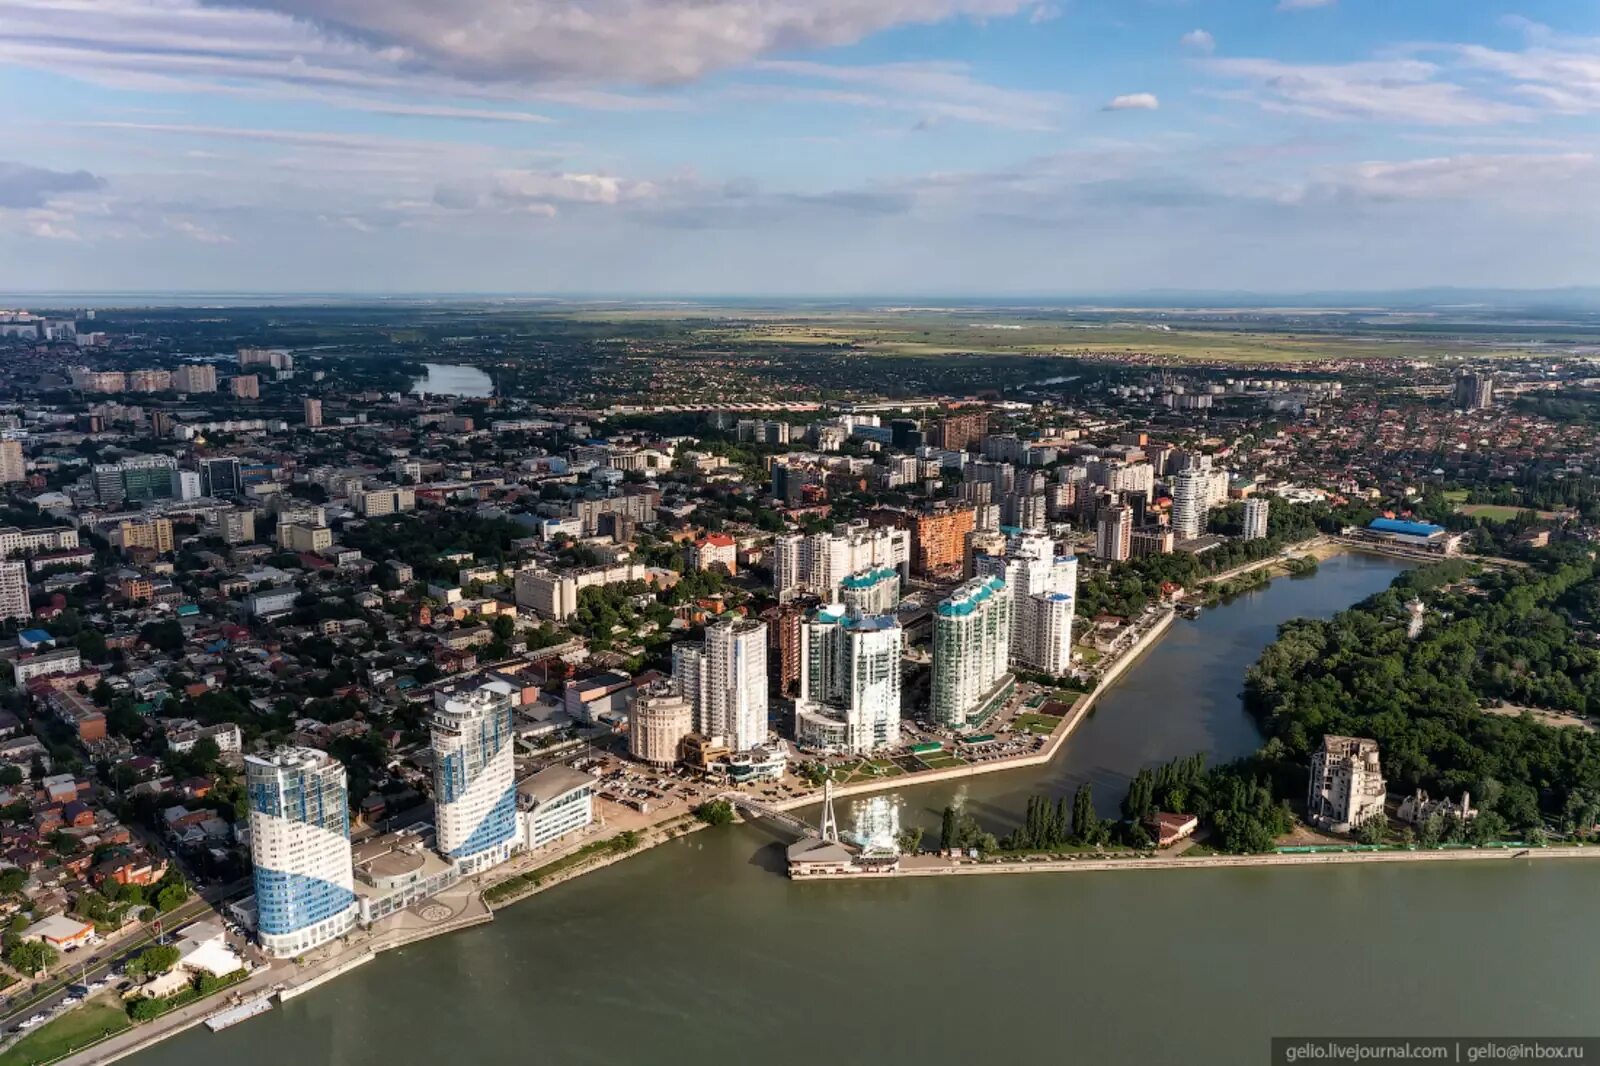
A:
[[871, 505, 976, 577], [931, 409, 989, 453]]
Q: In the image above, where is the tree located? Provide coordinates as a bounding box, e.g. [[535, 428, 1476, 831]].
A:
[[0, 868, 26, 896], [1417, 812, 1445, 848], [189, 737, 221, 773], [1071, 784, 1098, 845], [128, 996, 163, 1022], [127, 944, 181, 978], [693, 799, 734, 827], [1469, 810, 1509, 845], [138, 620, 184, 653], [1242, 555, 1600, 834], [895, 827, 924, 854], [939, 806, 958, 852], [155, 882, 189, 913], [6, 939, 55, 975], [1122, 768, 1156, 823], [1356, 813, 1389, 846]]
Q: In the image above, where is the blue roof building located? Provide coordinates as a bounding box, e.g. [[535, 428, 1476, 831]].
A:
[[1368, 518, 1446, 540]]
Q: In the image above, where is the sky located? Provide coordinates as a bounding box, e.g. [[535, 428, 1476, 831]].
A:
[[2, 0, 1600, 296]]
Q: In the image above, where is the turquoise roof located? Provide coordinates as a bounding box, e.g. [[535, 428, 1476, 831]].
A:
[[840, 566, 896, 590], [843, 614, 898, 632], [936, 575, 1006, 618]]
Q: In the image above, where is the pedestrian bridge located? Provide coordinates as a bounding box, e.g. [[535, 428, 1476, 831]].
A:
[[721, 793, 820, 839]]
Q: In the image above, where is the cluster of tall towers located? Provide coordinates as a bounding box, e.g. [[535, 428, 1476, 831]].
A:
[[246, 682, 522, 957]]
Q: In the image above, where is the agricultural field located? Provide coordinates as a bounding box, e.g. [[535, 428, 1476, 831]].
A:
[[702, 313, 1567, 364]]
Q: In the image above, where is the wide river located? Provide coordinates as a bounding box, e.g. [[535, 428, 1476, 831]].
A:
[[133, 554, 1600, 1066]]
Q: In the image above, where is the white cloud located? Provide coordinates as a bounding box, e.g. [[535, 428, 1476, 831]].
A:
[[166, 217, 233, 243], [0, 0, 696, 115], [1104, 93, 1159, 111], [1290, 152, 1595, 203], [1180, 29, 1215, 54], [743, 60, 1066, 130], [493, 171, 657, 208], [224, 0, 1039, 85], [1453, 40, 1600, 115], [23, 208, 82, 241], [71, 121, 479, 154], [1205, 57, 1529, 125]]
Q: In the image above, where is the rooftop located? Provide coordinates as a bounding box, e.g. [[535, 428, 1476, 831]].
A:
[[1368, 517, 1447, 538], [517, 764, 595, 808], [936, 575, 1005, 619]]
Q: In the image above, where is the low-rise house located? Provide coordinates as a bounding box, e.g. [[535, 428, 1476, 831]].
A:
[[92, 853, 166, 888], [21, 913, 95, 950], [1144, 811, 1199, 847]]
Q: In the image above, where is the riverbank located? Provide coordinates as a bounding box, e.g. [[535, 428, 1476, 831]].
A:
[[1193, 533, 1359, 591], [92, 552, 1410, 1065], [767, 608, 1178, 813], [797, 843, 1600, 881], [480, 815, 709, 911], [63, 609, 1185, 1065], [134, 553, 1514, 1066]]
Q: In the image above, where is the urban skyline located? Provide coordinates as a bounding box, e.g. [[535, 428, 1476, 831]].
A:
[[0, 2, 1596, 1061]]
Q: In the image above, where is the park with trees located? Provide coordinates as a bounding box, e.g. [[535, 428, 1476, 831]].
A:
[[1245, 551, 1600, 837]]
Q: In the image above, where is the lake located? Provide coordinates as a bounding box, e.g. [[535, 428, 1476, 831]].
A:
[[410, 363, 494, 398]]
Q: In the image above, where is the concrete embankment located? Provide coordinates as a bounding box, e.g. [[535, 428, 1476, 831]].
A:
[[767, 608, 1178, 813], [275, 951, 373, 1002], [483, 817, 709, 911], [801, 845, 1600, 882]]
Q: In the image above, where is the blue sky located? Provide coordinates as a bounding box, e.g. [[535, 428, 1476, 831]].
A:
[[1, 0, 1598, 295]]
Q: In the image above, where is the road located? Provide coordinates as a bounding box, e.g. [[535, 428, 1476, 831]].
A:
[[0, 885, 237, 1036]]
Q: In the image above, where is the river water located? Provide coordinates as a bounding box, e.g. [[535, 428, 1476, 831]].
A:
[[410, 363, 494, 397], [132, 553, 1600, 1066]]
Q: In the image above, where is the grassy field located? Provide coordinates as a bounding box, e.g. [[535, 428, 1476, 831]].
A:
[[1458, 504, 1525, 521], [708, 318, 1555, 364], [828, 759, 905, 783], [0, 1000, 131, 1066], [511, 304, 1600, 366], [916, 754, 968, 770], [1458, 503, 1562, 522], [1012, 712, 1065, 736]]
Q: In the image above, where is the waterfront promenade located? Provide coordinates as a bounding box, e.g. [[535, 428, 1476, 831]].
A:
[[765, 606, 1178, 814], [797, 843, 1600, 882], [56, 549, 1411, 1065]]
